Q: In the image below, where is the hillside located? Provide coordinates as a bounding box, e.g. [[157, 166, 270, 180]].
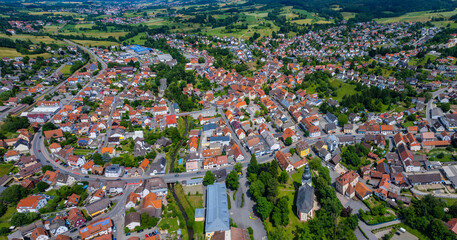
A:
[[249, 0, 457, 20]]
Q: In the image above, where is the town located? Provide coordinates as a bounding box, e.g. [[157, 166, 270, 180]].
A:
[[5, 0, 457, 240]]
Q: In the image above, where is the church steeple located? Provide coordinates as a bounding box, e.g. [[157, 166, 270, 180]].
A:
[[302, 164, 312, 186]]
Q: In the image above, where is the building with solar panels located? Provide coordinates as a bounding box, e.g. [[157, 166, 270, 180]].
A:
[[79, 217, 113, 240], [205, 183, 230, 238]]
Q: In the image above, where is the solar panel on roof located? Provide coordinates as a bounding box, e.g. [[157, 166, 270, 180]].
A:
[[80, 228, 88, 233]]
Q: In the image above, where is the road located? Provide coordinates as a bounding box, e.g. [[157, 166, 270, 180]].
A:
[[426, 87, 447, 124]]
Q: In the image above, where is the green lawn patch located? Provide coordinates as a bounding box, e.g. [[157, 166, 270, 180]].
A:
[[73, 149, 95, 156], [330, 79, 357, 102], [0, 206, 16, 228], [0, 164, 14, 177]]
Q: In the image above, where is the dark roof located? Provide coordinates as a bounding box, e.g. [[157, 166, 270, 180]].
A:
[[408, 173, 441, 184], [296, 184, 314, 214]]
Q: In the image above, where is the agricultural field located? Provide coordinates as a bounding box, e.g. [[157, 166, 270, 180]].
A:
[[0, 34, 65, 45], [28, 11, 77, 16], [0, 47, 52, 59], [73, 39, 119, 47], [375, 8, 457, 23]]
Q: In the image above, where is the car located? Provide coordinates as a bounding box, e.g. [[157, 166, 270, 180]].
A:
[[119, 192, 123, 196], [126, 233, 131, 236], [197, 171, 201, 174], [37, 159, 41, 162], [175, 174, 179, 177], [113, 226, 116, 232], [70, 229, 78, 233], [148, 233, 153, 237], [116, 178, 121, 181], [55, 159, 59, 162], [138, 230, 144, 233], [38, 150, 41, 152], [84, 176, 89, 178], [145, 235, 149, 237]]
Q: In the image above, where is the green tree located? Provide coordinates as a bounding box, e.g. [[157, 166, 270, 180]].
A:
[[338, 114, 349, 126], [198, 57, 205, 64], [226, 170, 239, 190], [278, 170, 288, 184], [36, 181, 50, 192], [42, 122, 57, 132], [250, 180, 265, 201], [285, 137, 292, 146], [1, 185, 28, 204], [19, 96, 34, 105], [203, 171, 215, 186], [289, 148, 296, 155], [247, 154, 259, 176], [257, 197, 273, 221], [41, 165, 54, 174], [234, 162, 242, 173]]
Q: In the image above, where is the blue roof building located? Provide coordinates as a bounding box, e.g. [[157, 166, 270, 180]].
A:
[[205, 183, 230, 237], [202, 123, 217, 133]]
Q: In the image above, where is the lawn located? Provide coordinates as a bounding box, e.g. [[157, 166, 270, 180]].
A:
[[330, 79, 357, 102], [29, 11, 77, 16], [0, 164, 14, 177], [427, 149, 455, 162], [0, 47, 53, 59], [60, 65, 72, 75], [174, 184, 204, 236], [0, 206, 16, 228], [73, 149, 95, 156], [0, 33, 65, 45], [73, 40, 119, 47]]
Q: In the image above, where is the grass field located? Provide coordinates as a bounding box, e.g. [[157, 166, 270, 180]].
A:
[[0, 164, 14, 177], [29, 11, 77, 16], [60, 31, 128, 38], [73, 40, 119, 47], [0, 47, 53, 59], [331, 79, 357, 101], [0, 206, 15, 228], [60, 64, 72, 75], [0, 33, 65, 45], [375, 9, 457, 23], [73, 148, 95, 156]]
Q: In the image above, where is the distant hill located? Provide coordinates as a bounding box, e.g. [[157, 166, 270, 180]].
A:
[[249, 0, 457, 20]]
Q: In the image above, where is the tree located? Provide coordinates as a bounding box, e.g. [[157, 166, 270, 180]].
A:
[[203, 171, 215, 186], [338, 114, 348, 126], [42, 122, 57, 132], [234, 162, 242, 173], [101, 153, 111, 162], [278, 170, 288, 184], [19, 96, 34, 105], [285, 137, 292, 146], [198, 57, 205, 64], [247, 154, 259, 176], [226, 170, 239, 190], [265, 178, 279, 202], [1, 185, 28, 204], [244, 97, 250, 105], [440, 103, 451, 113], [92, 152, 104, 165], [256, 197, 273, 221], [289, 148, 296, 155], [36, 181, 50, 192], [41, 165, 54, 174]]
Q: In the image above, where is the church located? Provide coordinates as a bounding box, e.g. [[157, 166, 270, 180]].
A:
[[296, 164, 315, 222]]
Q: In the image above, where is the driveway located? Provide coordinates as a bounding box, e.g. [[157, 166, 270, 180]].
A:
[[229, 176, 267, 240]]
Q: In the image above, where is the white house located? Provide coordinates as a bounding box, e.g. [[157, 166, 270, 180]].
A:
[[16, 195, 47, 213]]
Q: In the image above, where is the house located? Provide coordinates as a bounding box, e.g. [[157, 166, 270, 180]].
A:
[[44, 129, 65, 142], [89, 189, 105, 203], [4, 150, 20, 162], [49, 219, 68, 236], [282, 128, 298, 143], [125, 192, 141, 209], [355, 182, 372, 200], [188, 136, 199, 152], [67, 155, 86, 168], [344, 124, 353, 134], [149, 157, 166, 175], [325, 112, 338, 124], [104, 180, 125, 195], [31, 227, 49, 240], [67, 208, 86, 228], [205, 183, 230, 238], [135, 177, 168, 198], [79, 217, 113, 240], [85, 199, 111, 217], [13, 139, 29, 154], [166, 115, 177, 128], [141, 192, 162, 218], [65, 193, 80, 207], [275, 150, 294, 172], [105, 164, 122, 178], [296, 141, 309, 157], [16, 195, 47, 213], [125, 212, 141, 230], [186, 160, 199, 172], [335, 170, 359, 196]]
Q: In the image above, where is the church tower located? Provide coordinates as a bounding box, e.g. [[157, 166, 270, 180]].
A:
[[302, 164, 312, 186]]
